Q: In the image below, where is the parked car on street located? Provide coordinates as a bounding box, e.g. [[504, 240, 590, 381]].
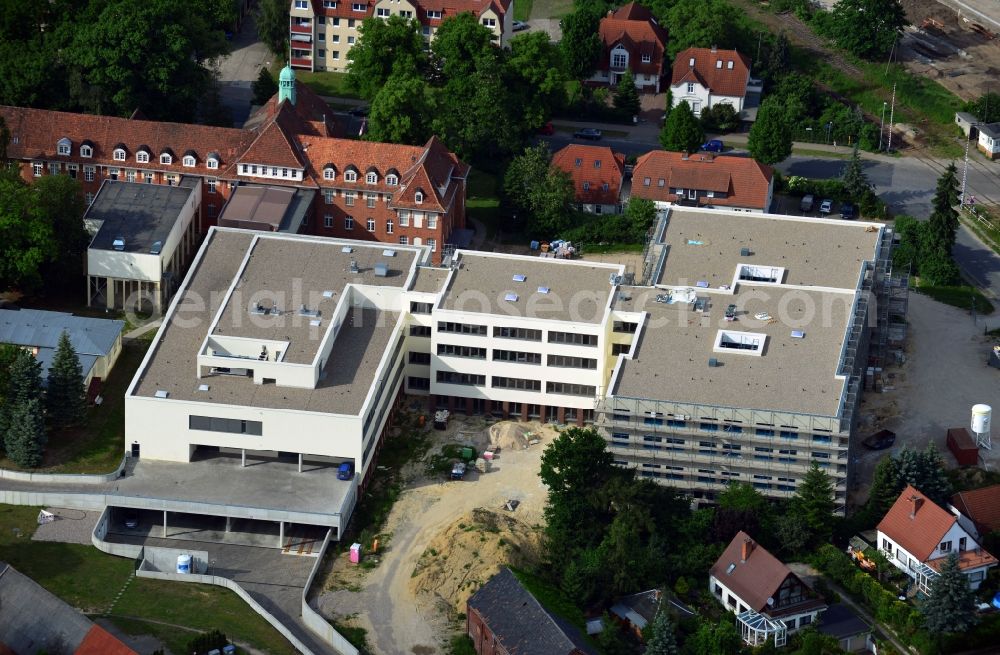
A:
[[450, 461, 467, 480], [337, 462, 355, 480], [800, 194, 814, 212], [513, 20, 529, 31], [538, 121, 554, 135], [819, 199, 833, 215], [840, 202, 856, 219], [573, 128, 602, 140], [700, 139, 723, 152]]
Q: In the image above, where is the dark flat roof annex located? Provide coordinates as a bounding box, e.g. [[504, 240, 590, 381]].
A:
[[218, 185, 315, 232], [88, 178, 198, 253]]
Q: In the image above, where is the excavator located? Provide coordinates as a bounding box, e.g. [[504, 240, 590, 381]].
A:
[[847, 536, 877, 572]]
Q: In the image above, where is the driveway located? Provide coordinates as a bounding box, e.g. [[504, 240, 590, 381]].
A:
[[213, 11, 274, 127]]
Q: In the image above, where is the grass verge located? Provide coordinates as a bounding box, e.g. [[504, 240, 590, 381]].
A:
[[331, 619, 374, 655], [0, 340, 151, 474], [513, 0, 533, 21], [961, 206, 1000, 256], [110, 579, 297, 655], [581, 242, 645, 254], [528, 0, 573, 19], [467, 169, 504, 241], [295, 70, 360, 99], [915, 284, 995, 315]]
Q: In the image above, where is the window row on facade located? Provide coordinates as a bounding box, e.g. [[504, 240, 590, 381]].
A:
[[434, 371, 597, 396]]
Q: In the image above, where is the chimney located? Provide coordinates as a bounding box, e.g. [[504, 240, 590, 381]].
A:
[[681, 151, 689, 160], [741, 537, 754, 562], [910, 495, 924, 518], [711, 44, 718, 53]]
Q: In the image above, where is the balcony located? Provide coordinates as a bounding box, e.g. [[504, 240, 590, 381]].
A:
[[290, 57, 313, 68], [290, 23, 312, 34]]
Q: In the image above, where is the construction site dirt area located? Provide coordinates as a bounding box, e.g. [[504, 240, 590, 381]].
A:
[[316, 417, 555, 655], [900, 0, 1000, 102], [852, 293, 1000, 506]]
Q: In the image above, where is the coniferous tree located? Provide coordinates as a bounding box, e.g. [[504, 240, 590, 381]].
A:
[[747, 98, 792, 164], [613, 69, 641, 118], [645, 607, 680, 655], [922, 553, 978, 634], [46, 331, 87, 429], [659, 100, 704, 153], [841, 144, 873, 199], [0, 348, 44, 440], [896, 445, 952, 507], [5, 397, 46, 468], [866, 455, 903, 518], [250, 68, 278, 106], [792, 462, 836, 546]]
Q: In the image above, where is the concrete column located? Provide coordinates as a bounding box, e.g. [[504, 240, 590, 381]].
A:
[[225, 516, 231, 533], [87, 275, 92, 307], [520, 404, 529, 422], [279, 520, 284, 548], [557, 406, 566, 424], [163, 510, 168, 537], [241, 449, 246, 467], [155, 281, 162, 316], [298, 453, 303, 473], [106, 277, 115, 309]]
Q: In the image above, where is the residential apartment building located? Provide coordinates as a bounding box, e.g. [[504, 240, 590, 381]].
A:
[[631, 150, 774, 213], [590, 2, 669, 92], [670, 46, 762, 118], [551, 144, 625, 214], [289, 0, 514, 72], [0, 65, 468, 266]]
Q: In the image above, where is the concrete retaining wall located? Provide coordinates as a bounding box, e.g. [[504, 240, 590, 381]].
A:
[[302, 529, 359, 655], [91, 506, 142, 558], [140, 546, 209, 574], [0, 490, 108, 511], [135, 569, 318, 655], [0, 457, 126, 484]]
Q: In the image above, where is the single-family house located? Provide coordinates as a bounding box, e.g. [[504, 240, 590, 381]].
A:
[[0, 308, 124, 389], [709, 531, 827, 647], [467, 567, 597, 655], [877, 485, 998, 594], [952, 484, 1000, 540], [630, 151, 773, 213], [977, 122, 1000, 160], [591, 3, 669, 92], [670, 47, 757, 118], [551, 144, 626, 214]]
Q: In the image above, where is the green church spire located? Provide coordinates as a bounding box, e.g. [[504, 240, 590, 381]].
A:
[[278, 64, 296, 105]]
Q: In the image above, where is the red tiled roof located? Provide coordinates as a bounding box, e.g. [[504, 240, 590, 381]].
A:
[[926, 546, 998, 573], [952, 484, 1000, 535], [598, 4, 668, 78], [671, 47, 751, 98], [246, 82, 341, 138], [878, 485, 958, 562], [75, 625, 137, 655], [551, 144, 624, 206], [631, 151, 772, 210], [710, 531, 798, 613], [238, 104, 307, 169]]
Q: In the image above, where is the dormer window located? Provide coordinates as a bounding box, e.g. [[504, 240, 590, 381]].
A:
[[386, 173, 398, 185], [57, 137, 71, 156], [113, 147, 127, 161], [183, 156, 196, 167], [594, 160, 601, 169], [80, 141, 94, 158], [323, 164, 336, 180], [366, 171, 377, 184], [136, 147, 150, 164], [689, 57, 695, 66], [344, 169, 358, 182], [414, 190, 424, 204], [160, 152, 173, 165], [206, 154, 220, 170]]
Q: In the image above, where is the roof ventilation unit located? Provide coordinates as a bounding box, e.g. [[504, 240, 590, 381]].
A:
[[504, 292, 518, 302], [150, 241, 163, 255], [513, 274, 526, 282], [112, 238, 125, 251], [154, 389, 169, 398], [740, 247, 752, 257], [382, 249, 396, 257], [299, 305, 320, 318], [197, 384, 210, 392], [538, 286, 550, 294], [341, 246, 353, 253], [708, 358, 719, 368], [348, 259, 359, 274], [322, 290, 335, 298], [374, 263, 389, 277], [790, 331, 805, 339]]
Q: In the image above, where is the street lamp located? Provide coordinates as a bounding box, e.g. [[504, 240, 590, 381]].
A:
[[960, 122, 977, 205], [879, 102, 887, 151], [805, 126, 813, 143], [825, 122, 833, 145]]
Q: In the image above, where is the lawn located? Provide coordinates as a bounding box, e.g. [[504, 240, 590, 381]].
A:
[[0, 339, 151, 474], [915, 284, 995, 315], [961, 205, 1000, 256], [513, 0, 533, 21], [528, 0, 573, 19], [110, 579, 298, 655], [466, 169, 505, 241], [294, 70, 360, 100]]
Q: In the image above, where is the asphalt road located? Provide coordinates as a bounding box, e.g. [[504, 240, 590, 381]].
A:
[[214, 12, 274, 127]]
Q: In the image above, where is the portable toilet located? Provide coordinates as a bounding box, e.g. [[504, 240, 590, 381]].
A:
[[176, 554, 192, 574], [350, 543, 362, 564]]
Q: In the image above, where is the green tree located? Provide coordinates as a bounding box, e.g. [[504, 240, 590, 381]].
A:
[[664, 0, 738, 57], [429, 12, 495, 83], [0, 347, 43, 444], [865, 455, 903, 519], [700, 103, 740, 133], [774, 510, 811, 555], [46, 331, 87, 429], [504, 145, 576, 236], [614, 69, 641, 118], [831, 0, 908, 60], [0, 170, 57, 290], [560, 5, 603, 79], [792, 462, 836, 546], [366, 72, 431, 145], [251, 67, 278, 106], [4, 397, 46, 468], [921, 552, 978, 633], [256, 0, 289, 59], [645, 608, 679, 655], [540, 426, 615, 500], [965, 92, 1000, 124], [507, 32, 568, 131], [33, 174, 87, 283], [748, 98, 792, 164], [660, 100, 704, 152], [596, 613, 631, 655], [713, 482, 772, 542], [841, 145, 872, 199], [896, 445, 952, 506], [925, 163, 960, 254], [685, 619, 742, 655], [622, 198, 656, 242], [347, 16, 426, 101]]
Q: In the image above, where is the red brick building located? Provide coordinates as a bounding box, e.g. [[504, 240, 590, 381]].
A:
[[631, 150, 773, 213], [551, 144, 625, 214], [0, 67, 467, 265], [591, 3, 669, 92]]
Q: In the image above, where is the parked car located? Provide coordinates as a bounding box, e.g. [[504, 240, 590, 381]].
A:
[[348, 106, 369, 117], [819, 199, 833, 215], [700, 139, 724, 152], [124, 511, 139, 529], [513, 20, 529, 31], [862, 429, 896, 450], [538, 121, 555, 136], [840, 202, 856, 220], [573, 128, 602, 140], [450, 461, 467, 480], [800, 194, 815, 212], [337, 462, 355, 480]]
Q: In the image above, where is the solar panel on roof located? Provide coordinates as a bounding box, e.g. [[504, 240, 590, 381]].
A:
[[504, 293, 518, 302], [341, 246, 353, 253], [154, 389, 169, 398], [513, 274, 526, 282], [791, 330, 805, 339], [538, 286, 550, 294]]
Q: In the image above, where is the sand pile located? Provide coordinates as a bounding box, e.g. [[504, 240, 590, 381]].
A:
[[488, 422, 532, 451], [409, 507, 543, 613]]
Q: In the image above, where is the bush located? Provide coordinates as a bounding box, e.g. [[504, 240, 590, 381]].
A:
[[187, 629, 228, 655]]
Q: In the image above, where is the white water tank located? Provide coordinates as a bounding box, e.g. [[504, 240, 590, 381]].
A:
[[176, 554, 192, 574], [972, 404, 992, 434]]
